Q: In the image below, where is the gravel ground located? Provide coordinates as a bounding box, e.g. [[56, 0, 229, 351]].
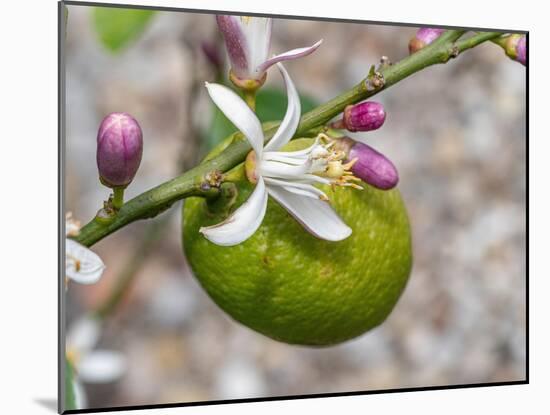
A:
[[64, 6, 526, 408]]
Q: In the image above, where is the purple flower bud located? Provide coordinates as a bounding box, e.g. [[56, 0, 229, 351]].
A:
[[332, 102, 386, 132], [516, 35, 526, 65], [337, 138, 398, 190], [504, 34, 527, 66], [97, 112, 143, 188], [409, 28, 445, 54]]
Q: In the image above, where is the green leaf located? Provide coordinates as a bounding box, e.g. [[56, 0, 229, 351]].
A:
[[92, 7, 155, 52], [64, 358, 77, 410], [202, 87, 318, 153], [255, 88, 317, 123]]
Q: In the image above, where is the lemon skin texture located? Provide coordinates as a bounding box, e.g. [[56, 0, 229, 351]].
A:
[[182, 174, 412, 346]]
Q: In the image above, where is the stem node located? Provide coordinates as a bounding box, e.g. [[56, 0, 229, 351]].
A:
[[205, 170, 224, 188], [365, 70, 385, 92], [450, 45, 460, 59]]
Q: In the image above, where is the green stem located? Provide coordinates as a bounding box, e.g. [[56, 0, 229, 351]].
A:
[[295, 30, 465, 133], [491, 35, 509, 49], [76, 169, 220, 247], [455, 31, 504, 53], [243, 89, 257, 111], [223, 164, 246, 183], [74, 30, 501, 248], [112, 187, 125, 210]]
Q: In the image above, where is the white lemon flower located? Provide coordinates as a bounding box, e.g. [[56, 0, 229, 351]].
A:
[[200, 64, 361, 246], [216, 15, 322, 84], [65, 213, 105, 285]]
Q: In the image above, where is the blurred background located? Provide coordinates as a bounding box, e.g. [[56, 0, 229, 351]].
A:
[[64, 5, 526, 409]]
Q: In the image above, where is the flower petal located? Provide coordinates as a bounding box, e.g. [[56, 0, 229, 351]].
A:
[[260, 158, 312, 179], [294, 174, 333, 185], [263, 63, 301, 152], [239, 17, 272, 78], [267, 185, 352, 241], [77, 350, 127, 384], [205, 82, 265, 157], [215, 15, 250, 79], [200, 177, 268, 246], [257, 39, 323, 75], [66, 315, 101, 355], [65, 239, 105, 285], [261, 152, 308, 165], [264, 178, 328, 200], [264, 137, 319, 159]]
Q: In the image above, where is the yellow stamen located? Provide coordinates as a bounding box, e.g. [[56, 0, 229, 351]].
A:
[[310, 134, 363, 191], [317, 133, 332, 143], [66, 254, 81, 272], [325, 161, 345, 178], [342, 158, 358, 170]]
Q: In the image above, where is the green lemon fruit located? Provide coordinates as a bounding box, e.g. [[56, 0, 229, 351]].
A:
[[182, 145, 412, 346]]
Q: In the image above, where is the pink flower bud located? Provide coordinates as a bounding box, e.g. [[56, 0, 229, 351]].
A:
[[516, 35, 526, 65], [332, 102, 386, 132], [96, 112, 143, 188], [503, 34, 527, 66], [336, 137, 398, 190], [409, 28, 445, 54]]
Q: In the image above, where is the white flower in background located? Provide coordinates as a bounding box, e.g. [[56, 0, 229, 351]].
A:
[[66, 315, 127, 386], [201, 63, 362, 246], [216, 15, 322, 84], [65, 213, 105, 285]]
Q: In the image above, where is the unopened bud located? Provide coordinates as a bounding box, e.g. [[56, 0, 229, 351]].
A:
[[408, 28, 445, 54], [332, 102, 386, 133], [336, 137, 398, 190], [97, 112, 143, 188], [515, 35, 526, 65], [503, 34, 526, 66]]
